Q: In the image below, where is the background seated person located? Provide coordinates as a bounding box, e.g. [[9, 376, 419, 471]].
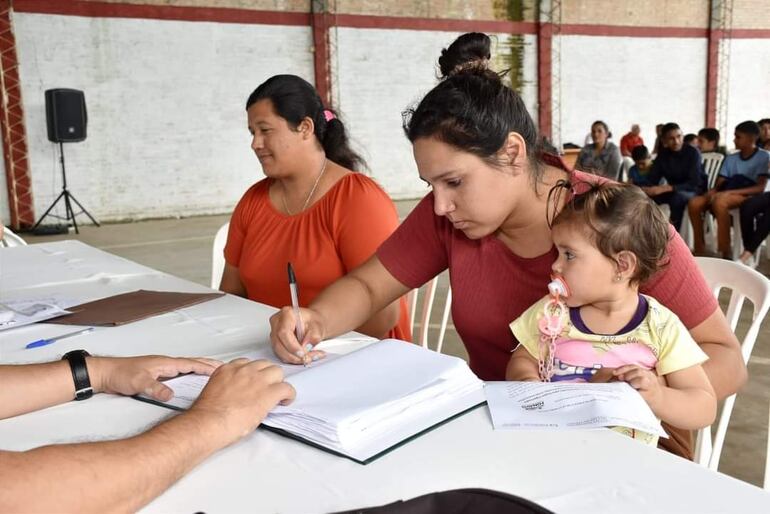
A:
[[576, 120, 622, 179], [644, 122, 704, 231], [219, 74, 410, 341], [697, 127, 723, 154], [620, 123, 644, 157], [688, 121, 770, 258], [758, 118, 770, 151], [628, 145, 658, 187], [737, 191, 770, 265]]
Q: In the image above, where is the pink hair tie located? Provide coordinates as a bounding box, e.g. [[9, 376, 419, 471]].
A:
[[324, 109, 336, 122]]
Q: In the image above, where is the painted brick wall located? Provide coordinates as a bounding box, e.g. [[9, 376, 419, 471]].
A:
[[334, 28, 537, 199], [85, 0, 310, 11], [725, 39, 770, 143], [559, 35, 707, 149], [562, 0, 709, 28], [733, 0, 770, 29], [13, 13, 313, 221], [335, 0, 535, 20]]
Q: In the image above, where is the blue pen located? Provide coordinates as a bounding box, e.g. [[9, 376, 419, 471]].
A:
[[25, 327, 94, 349]]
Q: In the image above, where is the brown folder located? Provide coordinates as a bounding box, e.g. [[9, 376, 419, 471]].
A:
[[49, 290, 224, 326]]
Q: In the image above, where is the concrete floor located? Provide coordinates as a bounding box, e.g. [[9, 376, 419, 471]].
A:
[[19, 200, 770, 489]]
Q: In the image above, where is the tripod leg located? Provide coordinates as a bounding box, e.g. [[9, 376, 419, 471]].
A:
[[32, 190, 68, 230], [67, 191, 101, 227], [64, 191, 79, 235]]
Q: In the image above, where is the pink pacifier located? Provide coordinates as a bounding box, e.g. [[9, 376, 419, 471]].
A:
[[537, 275, 571, 381]]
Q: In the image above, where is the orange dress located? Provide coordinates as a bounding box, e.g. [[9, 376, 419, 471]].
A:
[[224, 173, 411, 341]]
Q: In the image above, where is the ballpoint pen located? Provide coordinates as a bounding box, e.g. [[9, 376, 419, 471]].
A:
[[287, 262, 308, 366], [25, 327, 95, 349]]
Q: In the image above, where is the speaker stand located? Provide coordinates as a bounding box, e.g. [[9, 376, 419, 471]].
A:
[[33, 142, 100, 235]]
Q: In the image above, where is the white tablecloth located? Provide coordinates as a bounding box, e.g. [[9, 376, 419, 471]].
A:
[[1, 241, 769, 513]]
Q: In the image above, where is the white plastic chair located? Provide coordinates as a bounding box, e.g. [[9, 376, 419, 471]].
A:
[[409, 275, 452, 353], [692, 257, 770, 480], [1, 227, 27, 247], [702, 152, 725, 190], [620, 156, 634, 183], [210, 222, 229, 289]]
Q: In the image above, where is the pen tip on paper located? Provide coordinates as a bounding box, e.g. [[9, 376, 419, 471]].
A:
[[287, 262, 296, 283]]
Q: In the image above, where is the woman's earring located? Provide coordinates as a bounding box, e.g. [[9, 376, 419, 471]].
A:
[[614, 274, 622, 282]]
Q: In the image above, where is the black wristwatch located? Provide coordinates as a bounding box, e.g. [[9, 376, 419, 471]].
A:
[[62, 349, 93, 401]]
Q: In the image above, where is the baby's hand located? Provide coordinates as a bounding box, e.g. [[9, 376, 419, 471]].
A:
[[613, 365, 663, 410]]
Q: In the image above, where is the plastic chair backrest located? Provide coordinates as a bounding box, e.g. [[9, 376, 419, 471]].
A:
[[702, 152, 724, 190], [409, 276, 452, 353], [692, 257, 770, 479], [620, 156, 634, 183], [210, 222, 230, 289], [1, 227, 27, 247]]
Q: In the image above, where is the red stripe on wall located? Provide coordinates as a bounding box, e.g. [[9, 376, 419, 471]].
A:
[[312, 11, 332, 107], [560, 24, 708, 38], [705, 27, 720, 128], [12, 0, 310, 26], [0, 1, 34, 228], [16, 2, 770, 41], [333, 14, 537, 34], [730, 29, 770, 38], [537, 22, 553, 141]]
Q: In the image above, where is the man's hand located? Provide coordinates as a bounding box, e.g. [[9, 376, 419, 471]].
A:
[[88, 356, 221, 401], [188, 359, 296, 446], [613, 365, 663, 410]]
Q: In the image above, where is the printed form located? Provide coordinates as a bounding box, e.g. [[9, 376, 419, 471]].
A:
[[484, 381, 666, 437]]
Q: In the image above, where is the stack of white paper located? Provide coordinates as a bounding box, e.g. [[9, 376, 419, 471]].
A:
[[264, 340, 483, 457], [146, 339, 484, 463]]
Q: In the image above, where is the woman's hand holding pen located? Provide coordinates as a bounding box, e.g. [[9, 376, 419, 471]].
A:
[[269, 306, 327, 365]]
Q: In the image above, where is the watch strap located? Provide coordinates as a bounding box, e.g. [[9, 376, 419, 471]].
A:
[[62, 350, 93, 401]]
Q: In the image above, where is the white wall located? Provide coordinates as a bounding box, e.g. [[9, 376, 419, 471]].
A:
[[334, 28, 538, 199], [14, 13, 313, 221], [559, 35, 708, 151], [0, 156, 8, 225], [725, 38, 770, 147]]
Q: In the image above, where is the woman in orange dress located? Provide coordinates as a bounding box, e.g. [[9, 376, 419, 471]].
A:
[[219, 74, 410, 341]]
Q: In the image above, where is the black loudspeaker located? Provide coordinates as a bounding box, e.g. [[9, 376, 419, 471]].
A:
[[45, 88, 87, 143]]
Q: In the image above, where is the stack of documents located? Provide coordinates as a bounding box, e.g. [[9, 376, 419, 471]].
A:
[[141, 339, 484, 463]]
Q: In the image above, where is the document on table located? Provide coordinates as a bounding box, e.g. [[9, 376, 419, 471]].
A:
[[137, 339, 485, 464], [484, 381, 666, 437], [0, 298, 73, 331]]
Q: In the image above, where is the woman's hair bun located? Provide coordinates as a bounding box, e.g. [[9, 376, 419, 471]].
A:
[[438, 32, 491, 78]]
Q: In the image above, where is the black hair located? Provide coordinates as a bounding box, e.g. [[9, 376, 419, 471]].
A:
[[246, 74, 365, 171], [758, 118, 770, 127], [592, 120, 612, 139], [438, 32, 491, 78], [735, 120, 760, 137], [683, 133, 697, 144], [403, 32, 544, 182], [697, 127, 720, 144], [661, 122, 680, 137], [631, 145, 649, 161]]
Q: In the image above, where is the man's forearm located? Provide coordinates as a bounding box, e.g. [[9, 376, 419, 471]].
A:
[[0, 362, 76, 419], [0, 410, 228, 513]]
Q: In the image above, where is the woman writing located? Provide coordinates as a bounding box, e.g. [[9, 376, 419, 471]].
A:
[[220, 74, 410, 341], [269, 34, 744, 459]]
